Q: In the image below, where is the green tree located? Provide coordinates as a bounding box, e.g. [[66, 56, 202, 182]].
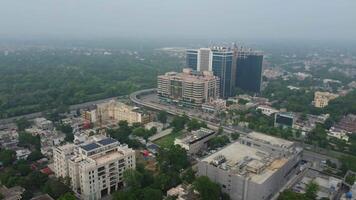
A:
[[141, 187, 162, 200], [193, 176, 220, 200], [304, 181, 319, 200], [157, 111, 168, 124], [58, 193, 77, 200], [42, 178, 71, 199], [0, 149, 16, 167], [181, 168, 195, 184], [157, 145, 189, 173], [123, 169, 143, 188], [27, 150, 44, 162], [15, 118, 32, 131], [278, 189, 305, 200]]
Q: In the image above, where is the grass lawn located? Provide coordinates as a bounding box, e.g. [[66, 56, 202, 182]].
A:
[[153, 131, 182, 148]]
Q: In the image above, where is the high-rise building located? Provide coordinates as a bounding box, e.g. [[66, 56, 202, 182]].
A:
[[157, 68, 219, 107], [235, 50, 263, 93], [186, 48, 212, 72], [211, 48, 234, 98], [197, 132, 302, 200], [186, 49, 199, 70], [53, 136, 135, 200]]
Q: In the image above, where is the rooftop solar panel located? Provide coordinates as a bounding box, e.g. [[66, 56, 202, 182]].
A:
[[81, 143, 100, 151], [97, 137, 117, 146]]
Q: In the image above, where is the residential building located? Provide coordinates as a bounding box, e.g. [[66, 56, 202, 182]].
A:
[[334, 114, 356, 133], [197, 132, 302, 200], [145, 122, 164, 132], [33, 118, 53, 130], [96, 100, 150, 126], [313, 91, 339, 108], [235, 50, 263, 93], [328, 127, 350, 141], [202, 99, 226, 113], [15, 149, 31, 160], [0, 186, 25, 200], [53, 136, 135, 200], [174, 128, 216, 155], [157, 68, 219, 107], [256, 105, 279, 116]]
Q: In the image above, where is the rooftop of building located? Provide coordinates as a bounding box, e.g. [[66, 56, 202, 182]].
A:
[[243, 132, 295, 149], [201, 141, 289, 184], [159, 68, 218, 82], [79, 136, 119, 152], [176, 128, 215, 145]]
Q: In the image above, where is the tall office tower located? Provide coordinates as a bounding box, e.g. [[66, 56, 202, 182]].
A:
[[157, 68, 219, 107], [235, 50, 263, 93], [197, 48, 212, 72], [186, 49, 199, 70], [186, 48, 212, 71], [53, 136, 135, 200], [211, 48, 234, 98]]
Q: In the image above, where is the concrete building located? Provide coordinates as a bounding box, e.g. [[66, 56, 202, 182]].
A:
[[256, 105, 279, 116], [274, 112, 295, 128], [313, 91, 339, 108], [53, 136, 135, 200], [95, 100, 150, 126], [174, 128, 216, 155], [33, 118, 53, 130], [157, 68, 219, 107], [197, 132, 302, 200], [186, 48, 212, 72]]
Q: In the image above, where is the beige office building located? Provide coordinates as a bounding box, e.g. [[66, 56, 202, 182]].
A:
[[313, 91, 339, 108], [95, 100, 150, 125], [53, 136, 135, 200], [157, 68, 219, 107]]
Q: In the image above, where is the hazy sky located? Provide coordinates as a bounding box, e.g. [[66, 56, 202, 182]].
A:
[[1, 0, 355, 40]]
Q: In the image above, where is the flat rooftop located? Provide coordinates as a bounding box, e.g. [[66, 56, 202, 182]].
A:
[[202, 141, 289, 184], [245, 132, 294, 148], [94, 151, 124, 166], [177, 128, 215, 144]]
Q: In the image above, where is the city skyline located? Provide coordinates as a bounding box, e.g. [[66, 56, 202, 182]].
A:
[[0, 0, 356, 40]]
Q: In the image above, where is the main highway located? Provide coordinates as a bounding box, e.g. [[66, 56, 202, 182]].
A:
[[129, 88, 250, 135]]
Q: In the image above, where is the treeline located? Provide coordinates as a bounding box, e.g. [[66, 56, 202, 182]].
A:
[[0, 49, 180, 119]]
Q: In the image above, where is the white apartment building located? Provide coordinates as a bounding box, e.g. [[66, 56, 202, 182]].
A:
[[94, 100, 150, 125], [174, 128, 216, 155], [53, 136, 135, 200]]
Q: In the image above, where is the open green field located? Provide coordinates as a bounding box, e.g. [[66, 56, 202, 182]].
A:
[[153, 131, 182, 148]]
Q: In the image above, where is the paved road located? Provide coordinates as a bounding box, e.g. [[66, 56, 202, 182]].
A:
[[130, 89, 250, 135]]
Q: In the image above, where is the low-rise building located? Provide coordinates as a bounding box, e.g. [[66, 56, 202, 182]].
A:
[[197, 132, 302, 200], [202, 99, 226, 113], [256, 105, 279, 116], [95, 100, 150, 126], [313, 91, 339, 108], [174, 128, 215, 155], [53, 136, 135, 200], [33, 118, 53, 130], [274, 112, 295, 128], [328, 127, 349, 141], [0, 186, 25, 200], [145, 122, 164, 132], [16, 148, 31, 160]]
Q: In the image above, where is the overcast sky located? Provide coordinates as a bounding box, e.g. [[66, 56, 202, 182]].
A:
[[0, 0, 355, 40]]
